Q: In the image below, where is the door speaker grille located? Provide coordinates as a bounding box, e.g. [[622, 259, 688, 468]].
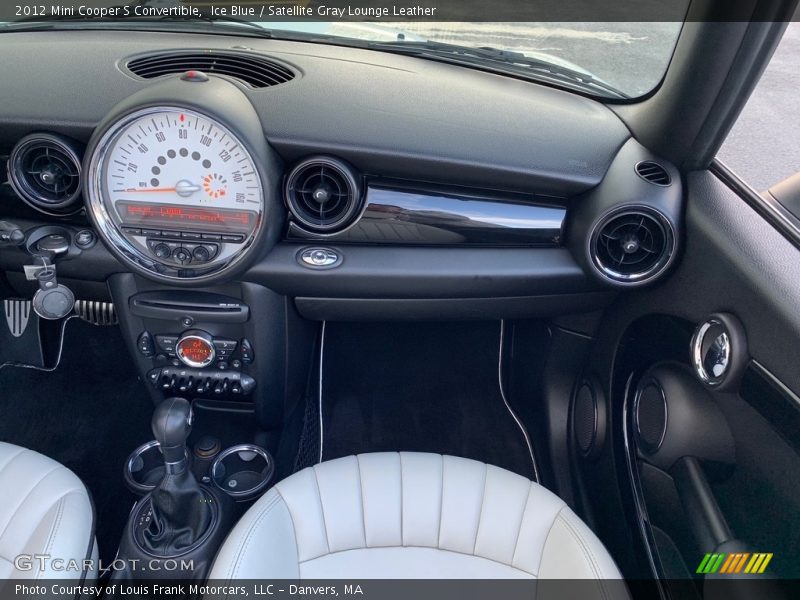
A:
[[634, 379, 668, 455], [572, 379, 606, 460]]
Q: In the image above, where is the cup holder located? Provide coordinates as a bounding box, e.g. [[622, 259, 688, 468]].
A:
[[211, 444, 274, 500], [124, 440, 167, 495]]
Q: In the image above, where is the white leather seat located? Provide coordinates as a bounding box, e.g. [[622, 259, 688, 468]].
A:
[[210, 452, 626, 589], [0, 441, 96, 579]]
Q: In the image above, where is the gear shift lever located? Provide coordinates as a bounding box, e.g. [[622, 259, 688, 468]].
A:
[[142, 398, 212, 555], [152, 397, 193, 471]]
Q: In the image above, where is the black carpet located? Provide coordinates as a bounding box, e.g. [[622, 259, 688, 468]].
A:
[[319, 321, 537, 479], [0, 318, 153, 563]]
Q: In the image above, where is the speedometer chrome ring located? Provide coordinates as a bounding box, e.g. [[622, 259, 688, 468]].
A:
[[86, 104, 267, 283]]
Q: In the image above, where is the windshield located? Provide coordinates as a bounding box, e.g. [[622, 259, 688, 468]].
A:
[[277, 21, 683, 97], [1, 12, 683, 99]]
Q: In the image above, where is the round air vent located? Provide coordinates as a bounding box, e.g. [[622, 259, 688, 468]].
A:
[[285, 157, 363, 234], [8, 134, 82, 215], [590, 206, 676, 285]]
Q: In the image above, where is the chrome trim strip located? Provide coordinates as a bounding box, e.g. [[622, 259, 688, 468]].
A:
[[296, 185, 565, 245]]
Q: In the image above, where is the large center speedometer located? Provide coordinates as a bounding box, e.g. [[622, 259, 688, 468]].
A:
[[85, 72, 280, 285], [103, 108, 261, 217]]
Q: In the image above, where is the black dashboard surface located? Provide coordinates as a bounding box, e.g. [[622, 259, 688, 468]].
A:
[[0, 29, 677, 318], [0, 29, 629, 196]]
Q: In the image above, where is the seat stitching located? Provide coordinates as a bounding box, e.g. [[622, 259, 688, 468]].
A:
[[355, 455, 367, 547], [557, 512, 611, 600], [0, 488, 83, 563], [274, 488, 301, 573], [399, 452, 405, 547], [311, 465, 332, 553], [226, 498, 283, 584], [536, 505, 565, 578], [436, 455, 444, 549], [34, 496, 66, 582], [297, 544, 537, 576], [510, 483, 533, 568], [228, 494, 282, 582], [0, 448, 26, 477], [471, 462, 489, 557], [0, 464, 63, 544]]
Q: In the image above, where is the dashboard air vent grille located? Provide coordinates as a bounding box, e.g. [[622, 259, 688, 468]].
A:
[[591, 208, 675, 285], [8, 133, 82, 215], [635, 161, 671, 186], [285, 157, 363, 234], [126, 51, 294, 88]]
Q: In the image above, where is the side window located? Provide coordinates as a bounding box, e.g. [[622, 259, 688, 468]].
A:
[[718, 23, 800, 218]]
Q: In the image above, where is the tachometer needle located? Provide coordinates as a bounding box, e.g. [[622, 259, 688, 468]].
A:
[[125, 187, 179, 193]]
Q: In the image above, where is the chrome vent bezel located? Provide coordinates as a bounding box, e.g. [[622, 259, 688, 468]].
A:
[[635, 161, 672, 186], [589, 206, 676, 286], [8, 133, 83, 215], [126, 50, 295, 89], [284, 157, 363, 234]]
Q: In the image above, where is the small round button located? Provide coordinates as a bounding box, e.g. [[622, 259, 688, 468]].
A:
[[75, 230, 96, 249]]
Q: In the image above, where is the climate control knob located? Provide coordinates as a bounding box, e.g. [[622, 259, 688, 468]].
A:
[[176, 330, 215, 368], [153, 243, 171, 259], [192, 246, 210, 262]]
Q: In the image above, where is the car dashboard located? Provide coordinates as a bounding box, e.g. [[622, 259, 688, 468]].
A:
[[0, 29, 683, 323]]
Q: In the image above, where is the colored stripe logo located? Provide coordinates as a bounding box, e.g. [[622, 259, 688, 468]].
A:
[[696, 552, 773, 574]]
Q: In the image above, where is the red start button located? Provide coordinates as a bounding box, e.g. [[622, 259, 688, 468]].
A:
[[177, 334, 215, 367]]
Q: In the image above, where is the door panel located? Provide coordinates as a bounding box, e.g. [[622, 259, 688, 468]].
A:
[[571, 169, 800, 593]]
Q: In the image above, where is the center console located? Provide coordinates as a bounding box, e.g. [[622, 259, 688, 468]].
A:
[[113, 398, 240, 583], [107, 272, 316, 432]]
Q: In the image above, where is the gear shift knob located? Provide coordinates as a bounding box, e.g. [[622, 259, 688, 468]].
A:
[[152, 397, 192, 468]]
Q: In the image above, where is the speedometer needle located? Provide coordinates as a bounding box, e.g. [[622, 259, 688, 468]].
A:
[[125, 180, 202, 197]]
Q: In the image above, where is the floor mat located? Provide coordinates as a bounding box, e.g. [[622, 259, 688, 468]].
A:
[[318, 321, 537, 479], [0, 318, 153, 563]]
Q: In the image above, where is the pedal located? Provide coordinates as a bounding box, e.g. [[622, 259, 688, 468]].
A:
[[1, 298, 45, 367], [4, 299, 32, 337], [74, 300, 117, 326]]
